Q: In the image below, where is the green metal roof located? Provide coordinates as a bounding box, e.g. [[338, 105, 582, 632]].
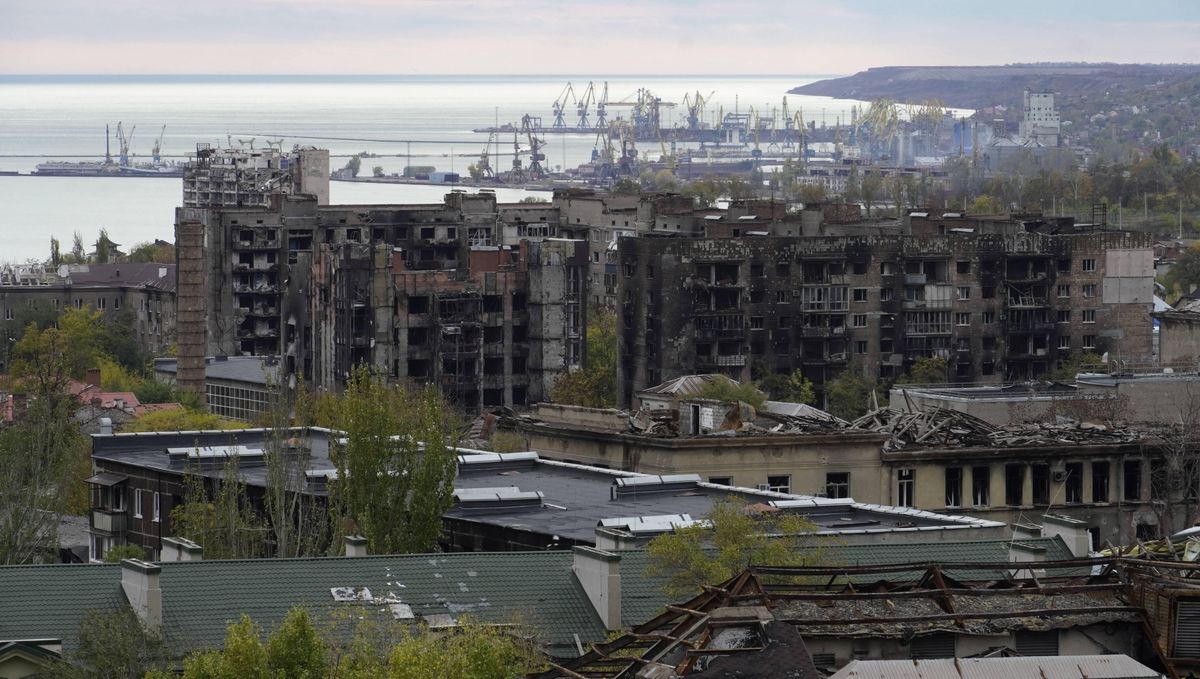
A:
[[0, 536, 1075, 659]]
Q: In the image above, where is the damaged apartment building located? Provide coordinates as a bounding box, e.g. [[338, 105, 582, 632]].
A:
[[176, 190, 586, 410], [616, 230, 1154, 406]]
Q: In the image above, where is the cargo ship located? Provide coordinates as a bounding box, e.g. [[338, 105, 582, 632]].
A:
[[31, 123, 183, 178]]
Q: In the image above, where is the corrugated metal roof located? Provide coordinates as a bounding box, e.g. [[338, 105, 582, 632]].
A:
[[831, 655, 1158, 679]]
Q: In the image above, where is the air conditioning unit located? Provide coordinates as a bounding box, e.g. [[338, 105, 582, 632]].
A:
[[1052, 470, 1068, 483], [757, 483, 772, 491]]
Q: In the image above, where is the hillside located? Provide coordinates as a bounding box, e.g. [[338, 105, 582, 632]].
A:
[[790, 63, 1200, 110]]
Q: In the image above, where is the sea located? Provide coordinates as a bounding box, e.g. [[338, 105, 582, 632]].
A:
[[0, 74, 867, 263]]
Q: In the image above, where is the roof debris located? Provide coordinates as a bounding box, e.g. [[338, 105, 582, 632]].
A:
[[849, 407, 1150, 451]]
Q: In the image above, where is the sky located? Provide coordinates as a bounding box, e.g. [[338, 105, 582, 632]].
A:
[[0, 0, 1197, 76]]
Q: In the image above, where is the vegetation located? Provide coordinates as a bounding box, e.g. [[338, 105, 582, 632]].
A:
[[646, 497, 819, 599], [550, 308, 618, 408], [170, 455, 268, 560], [126, 240, 176, 264], [756, 370, 815, 405], [518, 196, 549, 204], [1048, 351, 1105, 382], [328, 365, 457, 555], [143, 607, 544, 679], [824, 370, 882, 421], [52, 609, 170, 679], [101, 544, 146, 563], [693, 377, 767, 410], [123, 408, 243, 433], [894, 356, 949, 385], [343, 156, 361, 178]]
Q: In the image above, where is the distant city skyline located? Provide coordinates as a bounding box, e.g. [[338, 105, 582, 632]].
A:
[[1, 0, 1197, 76]]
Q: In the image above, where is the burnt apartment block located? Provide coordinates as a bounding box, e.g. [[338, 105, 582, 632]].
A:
[[177, 191, 585, 411], [616, 231, 1154, 407]]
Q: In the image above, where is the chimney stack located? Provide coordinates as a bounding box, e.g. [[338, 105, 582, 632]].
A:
[[572, 546, 622, 630], [85, 367, 101, 388], [98, 417, 113, 436], [175, 218, 207, 403], [120, 559, 162, 632], [345, 535, 368, 557], [1041, 514, 1092, 557], [161, 536, 203, 562]]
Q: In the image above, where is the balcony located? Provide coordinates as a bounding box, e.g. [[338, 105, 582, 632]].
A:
[[713, 354, 747, 367], [91, 508, 126, 534], [904, 273, 927, 285]]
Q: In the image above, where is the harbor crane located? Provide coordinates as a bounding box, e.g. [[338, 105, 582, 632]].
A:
[[116, 122, 135, 166], [595, 82, 609, 128], [551, 83, 577, 129], [576, 82, 597, 128], [681, 90, 715, 130], [476, 132, 496, 179], [152, 125, 166, 164], [520, 114, 547, 179]]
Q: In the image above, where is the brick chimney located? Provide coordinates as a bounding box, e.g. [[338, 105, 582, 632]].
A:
[[175, 218, 207, 403], [345, 535, 368, 557], [85, 367, 101, 387]]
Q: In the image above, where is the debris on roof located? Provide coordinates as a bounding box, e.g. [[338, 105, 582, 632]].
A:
[[850, 407, 1149, 451]]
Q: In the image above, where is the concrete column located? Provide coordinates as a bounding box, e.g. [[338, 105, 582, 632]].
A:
[[161, 537, 203, 562], [120, 559, 162, 632], [345, 535, 368, 557], [572, 546, 622, 630]]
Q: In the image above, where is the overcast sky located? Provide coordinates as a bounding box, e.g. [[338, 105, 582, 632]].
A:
[[1, 0, 1196, 75]]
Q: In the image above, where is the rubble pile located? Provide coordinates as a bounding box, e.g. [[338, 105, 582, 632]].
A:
[[851, 407, 1149, 451]]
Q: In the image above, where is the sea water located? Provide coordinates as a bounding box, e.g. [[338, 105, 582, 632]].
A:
[[0, 74, 861, 262]]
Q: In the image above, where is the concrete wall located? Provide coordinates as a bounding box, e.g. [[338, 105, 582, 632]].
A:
[[1158, 314, 1200, 364]]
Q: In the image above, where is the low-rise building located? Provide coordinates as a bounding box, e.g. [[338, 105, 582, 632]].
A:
[[0, 262, 176, 365], [153, 355, 279, 421]]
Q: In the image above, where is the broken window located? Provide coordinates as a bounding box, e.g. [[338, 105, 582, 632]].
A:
[[1005, 464, 1024, 506], [767, 475, 791, 494], [408, 296, 430, 314], [1124, 460, 1142, 501], [1064, 463, 1083, 503], [825, 472, 849, 499], [1092, 461, 1110, 503], [1032, 464, 1050, 505], [972, 466, 990, 506], [407, 327, 427, 346]]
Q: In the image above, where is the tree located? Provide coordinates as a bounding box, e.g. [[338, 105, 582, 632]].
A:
[[384, 620, 544, 678], [825, 371, 878, 421], [372, 165, 385, 178], [94, 228, 117, 263], [1048, 351, 1104, 382], [796, 183, 827, 204], [1150, 385, 1200, 538], [10, 306, 104, 384], [261, 385, 332, 558], [518, 196, 549, 204], [756, 370, 815, 405], [1162, 244, 1200, 298], [611, 177, 640, 195], [266, 608, 328, 679], [102, 543, 146, 563], [969, 194, 1002, 214], [331, 365, 457, 555], [126, 240, 175, 264], [895, 356, 948, 385], [694, 377, 767, 410], [344, 156, 361, 178], [50, 608, 169, 679], [50, 236, 62, 266], [550, 308, 617, 408], [646, 497, 818, 599], [860, 171, 883, 218], [169, 455, 267, 560], [70, 231, 86, 264]]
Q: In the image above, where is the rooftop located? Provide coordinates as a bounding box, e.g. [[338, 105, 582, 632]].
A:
[[153, 356, 281, 387], [448, 453, 1003, 545], [0, 262, 176, 293], [830, 656, 1160, 679]]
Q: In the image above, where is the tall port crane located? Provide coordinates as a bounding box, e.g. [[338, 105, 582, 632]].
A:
[[521, 115, 547, 179], [551, 83, 577, 129], [152, 125, 167, 164], [116, 122, 135, 166], [594, 82, 609, 129], [681, 90, 714, 130], [476, 132, 496, 179], [576, 82, 597, 128]]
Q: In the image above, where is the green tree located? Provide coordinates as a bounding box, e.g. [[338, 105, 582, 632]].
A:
[[266, 608, 328, 678], [372, 165, 385, 178], [611, 177, 640, 194], [169, 455, 267, 559], [50, 608, 169, 679], [518, 195, 549, 203], [384, 620, 544, 679], [795, 183, 827, 204], [757, 369, 815, 405], [694, 376, 767, 410], [550, 308, 617, 408], [825, 370, 879, 421], [332, 365, 457, 555], [126, 240, 176, 264], [646, 497, 818, 599], [860, 171, 883, 217], [102, 543, 146, 563], [70, 231, 86, 264], [50, 236, 62, 266], [1162, 244, 1200, 298], [10, 306, 104, 384], [344, 156, 361, 178], [969, 194, 1002, 214], [895, 356, 948, 385], [94, 228, 117, 264]]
